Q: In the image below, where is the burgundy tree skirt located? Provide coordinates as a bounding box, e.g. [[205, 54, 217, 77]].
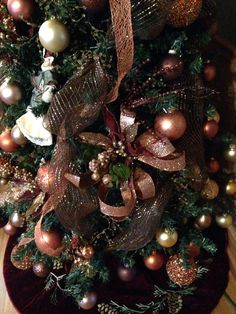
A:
[[4, 227, 229, 314]]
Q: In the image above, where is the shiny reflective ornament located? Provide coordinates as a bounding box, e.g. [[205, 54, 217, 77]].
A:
[[204, 64, 216, 81], [201, 179, 219, 200], [203, 120, 219, 139], [167, 0, 202, 28], [154, 111, 187, 141], [10, 211, 24, 228], [215, 214, 233, 229], [195, 214, 212, 230], [36, 163, 53, 193], [33, 261, 51, 278], [225, 181, 236, 196], [144, 251, 164, 270], [0, 81, 23, 105], [208, 158, 220, 173], [117, 265, 136, 282], [39, 19, 70, 53], [224, 145, 236, 163], [7, 0, 36, 20], [3, 221, 18, 236], [80, 0, 107, 13], [11, 125, 27, 146], [78, 291, 97, 310], [0, 178, 8, 186], [35, 229, 63, 257], [161, 53, 183, 81], [0, 130, 19, 153], [156, 228, 178, 248]]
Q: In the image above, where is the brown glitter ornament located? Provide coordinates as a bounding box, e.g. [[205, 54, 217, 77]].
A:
[[167, 0, 202, 28], [161, 53, 183, 81], [33, 261, 51, 278], [203, 120, 219, 139], [166, 254, 198, 286], [11, 245, 33, 270], [144, 251, 164, 271], [201, 179, 219, 200]]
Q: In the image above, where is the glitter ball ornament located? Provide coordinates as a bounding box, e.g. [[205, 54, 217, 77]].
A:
[[78, 291, 97, 310], [201, 179, 219, 200], [203, 120, 219, 139], [204, 64, 216, 81], [166, 254, 198, 286], [156, 228, 178, 248], [161, 53, 183, 81], [117, 265, 136, 282], [195, 214, 212, 230], [10, 211, 24, 228], [224, 144, 236, 163], [225, 180, 236, 196], [11, 125, 27, 146], [11, 245, 33, 270], [7, 0, 36, 20], [36, 163, 53, 193], [39, 19, 70, 53], [154, 111, 187, 141], [33, 261, 51, 278], [167, 0, 202, 28], [0, 130, 19, 153], [144, 251, 164, 271], [0, 81, 23, 105], [215, 214, 233, 229]]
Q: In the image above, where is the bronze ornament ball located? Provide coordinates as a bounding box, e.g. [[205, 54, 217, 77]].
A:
[[201, 179, 219, 200], [144, 251, 164, 271], [156, 228, 178, 248], [7, 0, 36, 20], [215, 214, 233, 229], [225, 180, 236, 196], [195, 214, 212, 230], [203, 120, 219, 139], [161, 53, 183, 81], [154, 111, 187, 141], [33, 261, 51, 278], [224, 145, 236, 163], [11, 125, 27, 146], [39, 19, 70, 53], [0, 130, 19, 153], [78, 291, 97, 310], [117, 266, 136, 282], [0, 81, 23, 105]]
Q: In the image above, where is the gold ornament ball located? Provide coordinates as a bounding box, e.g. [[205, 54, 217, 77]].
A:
[[225, 181, 236, 196], [224, 145, 236, 163], [78, 291, 97, 310], [166, 254, 198, 286], [39, 19, 70, 53], [156, 228, 178, 248], [201, 179, 219, 200], [215, 214, 233, 229], [10, 211, 24, 228], [195, 214, 212, 230], [11, 125, 27, 146], [167, 0, 203, 28], [0, 81, 23, 105]]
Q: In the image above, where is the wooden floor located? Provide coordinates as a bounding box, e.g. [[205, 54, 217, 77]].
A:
[[0, 228, 236, 314]]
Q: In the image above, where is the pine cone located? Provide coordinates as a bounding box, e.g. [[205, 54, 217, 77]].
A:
[[98, 303, 119, 314], [167, 293, 183, 314]]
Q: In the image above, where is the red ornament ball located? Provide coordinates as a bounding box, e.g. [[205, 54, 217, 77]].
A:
[[36, 163, 54, 193], [204, 64, 216, 81], [7, 0, 36, 20], [208, 158, 220, 173], [80, 0, 107, 13], [0, 130, 19, 153], [117, 266, 136, 282], [203, 120, 219, 139], [3, 221, 18, 236], [144, 251, 164, 271], [154, 111, 187, 141], [33, 261, 51, 278], [161, 54, 183, 81], [35, 229, 63, 257]]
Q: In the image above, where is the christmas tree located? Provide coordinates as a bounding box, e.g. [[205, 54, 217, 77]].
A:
[[0, 0, 235, 313]]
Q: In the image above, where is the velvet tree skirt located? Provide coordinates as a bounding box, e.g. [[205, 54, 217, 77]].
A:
[[4, 227, 229, 314]]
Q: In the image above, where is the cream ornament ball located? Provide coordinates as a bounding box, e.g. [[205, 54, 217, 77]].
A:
[[39, 19, 70, 53], [0, 81, 23, 105]]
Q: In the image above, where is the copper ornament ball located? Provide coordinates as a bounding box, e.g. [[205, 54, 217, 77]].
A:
[[78, 291, 97, 310], [225, 181, 236, 196], [35, 229, 63, 257], [117, 266, 136, 282], [204, 64, 216, 81], [0, 81, 23, 105], [167, 0, 203, 28], [166, 254, 198, 286], [7, 0, 36, 20], [161, 54, 183, 81], [215, 214, 233, 229], [33, 261, 51, 278], [195, 214, 212, 230], [11, 125, 27, 146], [203, 120, 219, 139], [3, 221, 18, 236], [144, 251, 164, 271], [0, 130, 19, 153], [154, 111, 187, 141], [156, 228, 178, 248]]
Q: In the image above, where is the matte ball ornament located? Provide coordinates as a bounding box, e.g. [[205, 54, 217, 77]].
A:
[[195, 214, 212, 230], [224, 145, 236, 163], [78, 291, 97, 310], [7, 0, 36, 20], [215, 214, 233, 229], [35, 229, 63, 257], [166, 254, 198, 286], [161, 54, 183, 81], [204, 64, 216, 81], [201, 179, 219, 200], [39, 19, 70, 53], [225, 180, 236, 196], [144, 251, 164, 271], [36, 163, 53, 193], [203, 120, 219, 139], [208, 158, 220, 173], [11, 125, 27, 145], [0, 130, 19, 153], [11, 245, 33, 270], [80, 0, 107, 13], [10, 211, 24, 228], [33, 261, 51, 278], [117, 266, 136, 282], [167, 0, 202, 28], [154, 111, 187, 141], [80, 245, 94, 260], [156, 228, 178, 248], [3, 221, 18, 236], [0, 81, 23, 105]]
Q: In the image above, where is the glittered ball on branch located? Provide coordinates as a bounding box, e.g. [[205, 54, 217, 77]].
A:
[[166, 254, 198, 286], [161, 54, 183, 81], [154, 111, 187, 141], [35, 229, 63, 257], [156, 228, 178, 248], [0, 81, 23, 105], [201, 179, 219, 200], [195, 214, 212, 230], [7, 0, 36, 20], [0, 130, 19, 153], [203, 120, 219, 139], [80, 0, 107, 13], [215, 214, 233, 229], [225, 180, 236, 196], [3, 221, 17, 236], [39, 19, 70, 53], [11, 125, 27, 146], [78, 291, 97, 310], [36, 163, 53, 193], [117, 266, 136, 282], [11, 245, 33, 270], [33, 261, 51, 278], [167, 0, 202, 28], [224, 145, 236, 163], [10, 211, 24, 228], [144, 251, 164, 271]]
